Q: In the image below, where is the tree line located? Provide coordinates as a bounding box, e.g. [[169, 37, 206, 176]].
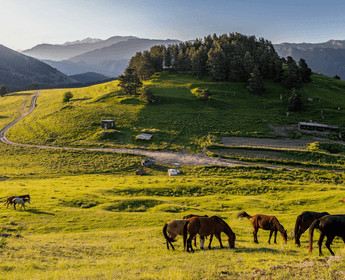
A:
[[120, 32, 312, 95]]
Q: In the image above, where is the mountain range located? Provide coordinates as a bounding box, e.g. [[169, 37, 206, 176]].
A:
[[0, 44, 77, 90], [273, 40, 345, 80], [23, 36, 182, 77]]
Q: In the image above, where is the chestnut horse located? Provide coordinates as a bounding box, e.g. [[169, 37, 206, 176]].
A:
[[186, 216, 235, 252], [4, 194, 30, 208], [294, 211, 330, 247], [237, 211, 287, 244], [183, 214, 209, 247], [162, 219, 189, 250], [309, 214, 345, 256]]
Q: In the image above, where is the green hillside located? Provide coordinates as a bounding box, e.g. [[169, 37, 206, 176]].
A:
[[1, 72, 345, 279], [5, 72, 345, 152]]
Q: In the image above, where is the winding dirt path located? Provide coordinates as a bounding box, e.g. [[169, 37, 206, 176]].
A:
[[0, 91, 244, 167]]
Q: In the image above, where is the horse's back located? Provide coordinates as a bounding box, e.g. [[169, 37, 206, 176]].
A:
[[167, 219, 188, 236], [321, 215, 345, 234]]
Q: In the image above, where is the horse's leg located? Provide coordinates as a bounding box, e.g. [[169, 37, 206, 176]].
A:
[[325, 235, 335, 256], [199, 236, 205, 249], [194, 236, 197, 247], [215, 233, 224, 248], [187, 237, 194, 253], [208, 234, 213, 250], [274, 230, 277, 244], [317, 232, 326, 256], [253, 228, 259, 244], [268, 230, 273, 244]]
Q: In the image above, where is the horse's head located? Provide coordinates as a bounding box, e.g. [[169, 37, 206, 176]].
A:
[[25, 198, 30, 204], [281, 229, 288, 244], [228, 233, 236, 249]]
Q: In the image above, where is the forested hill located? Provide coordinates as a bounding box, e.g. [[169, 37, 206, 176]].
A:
[[124, 33, 312, 94]]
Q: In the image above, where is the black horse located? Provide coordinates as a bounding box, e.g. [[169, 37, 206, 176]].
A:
[[294, 211, 330, 247], [309, 214, 345, 256]]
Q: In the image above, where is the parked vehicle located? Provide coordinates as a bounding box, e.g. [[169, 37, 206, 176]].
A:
[[141, 158, 155, 167]]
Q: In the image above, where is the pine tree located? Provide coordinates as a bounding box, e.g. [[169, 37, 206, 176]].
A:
[[248, 66, 265, 95], [288, 88, 303, 112], [298, 59, 312, 83], [164, 45, 172, 68], [207, 42, 228, 81]]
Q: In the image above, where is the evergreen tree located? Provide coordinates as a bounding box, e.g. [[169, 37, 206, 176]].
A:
[[288, 88, 303, 112], [248, 66, 265, 95], [163, 45, 172, 68], [298, 59, 312, 83], [207, 41, 228, 81], [118, 68, 143, 95], [0, 85, 10, 97], [282, 60, 302, 89], [171, 44, 179, 72]]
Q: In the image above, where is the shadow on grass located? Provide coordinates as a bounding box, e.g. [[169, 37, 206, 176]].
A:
[[26, 209, 55, 215], [234, 247, 299, 254]]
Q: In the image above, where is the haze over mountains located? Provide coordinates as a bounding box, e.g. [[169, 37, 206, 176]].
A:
[[274, 40, 345, 80], [23, 36, 182, 77], [0, 44, 77, 90]]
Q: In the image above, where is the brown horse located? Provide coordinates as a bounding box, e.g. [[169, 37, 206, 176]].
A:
[[183, 214, 209, 247], [4, 194, 30, 208], [237, 211, 287, 244], [162, 219, 189, 250], [186, 216, 235, 252], [294, 211, 330, 247], [309, 215, 345, 256]]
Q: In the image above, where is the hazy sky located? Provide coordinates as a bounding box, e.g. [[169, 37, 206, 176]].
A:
[[2, 0, 345, 50]]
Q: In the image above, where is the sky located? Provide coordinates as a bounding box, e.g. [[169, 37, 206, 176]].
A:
[[2, 0, 345, 51]]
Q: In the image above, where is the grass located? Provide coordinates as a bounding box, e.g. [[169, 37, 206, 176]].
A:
[[1, 73, 345, 279], [1, 166, 345, 279], [6, 72, 345, 153]]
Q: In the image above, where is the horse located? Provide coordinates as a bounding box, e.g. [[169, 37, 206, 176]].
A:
[[183, 214, 210, 248], [237, 211, 287, 244], [162, 219, 189, 250], [186, 216, 235, 253], [4, 194, 30, 208], [12, 197, 30, 210], [294, 211, 330, 247], [309, 214, 345, 256]]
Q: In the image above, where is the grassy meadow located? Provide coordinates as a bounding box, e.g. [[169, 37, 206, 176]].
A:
[[1, 72, 345, 279], [5, 72, 345, 152]]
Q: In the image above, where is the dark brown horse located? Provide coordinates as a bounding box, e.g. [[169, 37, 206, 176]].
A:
[[162, 219, 189, 250], [309, 214, 345, 256], [183, 214, 209, 247], [186, 216, 235, 252], [237, 211, 287, 244], [294, 211, 330, 247]]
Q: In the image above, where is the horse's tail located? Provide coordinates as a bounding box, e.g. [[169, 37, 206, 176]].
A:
[[308, 219, 321, 254], [183, 220, 189, 251], [237, 211, 252, 220], [294, 214, 302, 243], [162, 223, 176, 243]]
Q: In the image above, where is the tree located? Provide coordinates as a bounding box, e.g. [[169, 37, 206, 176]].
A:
[[163, 45, 172, 68], [118, 68, 143, 95], [207, 41, 227, 81], [248, 66, 265, 95], [282, 60, 302, 89], [0, 85, 10, 97], [63, 91, 73, 103], [140, 86, 158, 104], [333, 75, 341, 80], [298, 59, 312, 83], [288, 88, 303, 112], [198, 88, 211, 102]]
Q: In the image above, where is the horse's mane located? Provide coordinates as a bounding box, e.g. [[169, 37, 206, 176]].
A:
[[213, 216, 234, 235], [274, 217, 285, 233]]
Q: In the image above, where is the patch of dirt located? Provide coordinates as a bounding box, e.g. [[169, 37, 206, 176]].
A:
[[267, 124, 298, 138], [218, 148, 286, 160], [0, 177, 9, 182]]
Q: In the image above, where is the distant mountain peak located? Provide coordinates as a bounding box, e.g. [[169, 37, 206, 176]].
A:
[[62, 38, 103, 46]]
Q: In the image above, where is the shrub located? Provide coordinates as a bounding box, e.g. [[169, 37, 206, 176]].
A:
[[198, 88, 211, 101], [140, 86, 159, 104], [63, 91, 73, 103]]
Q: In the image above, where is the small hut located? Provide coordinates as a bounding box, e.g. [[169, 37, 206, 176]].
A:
[[101, 120, 115, 129]]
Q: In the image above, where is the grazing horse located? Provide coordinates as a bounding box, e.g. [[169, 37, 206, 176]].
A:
[[162, 219, 189, 250], [12, 197, 30, 210], [294, 211, 330, 247], [186, 216, 235, 252], [237, 211, 287, 244], [183, 214, 210, 247], [4, 194, 30, 208], [309, 215, 345, 256]]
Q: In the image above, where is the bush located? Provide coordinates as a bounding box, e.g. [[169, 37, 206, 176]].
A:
[[140, 86, 159, 104], [198, 88, 211, 101], [291, 131, 302, 139], [63, 91, 73, 103]]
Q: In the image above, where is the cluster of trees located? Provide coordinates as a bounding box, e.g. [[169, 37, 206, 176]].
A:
[[0, 85, 10, 97], [121, 33, 312, 95]]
